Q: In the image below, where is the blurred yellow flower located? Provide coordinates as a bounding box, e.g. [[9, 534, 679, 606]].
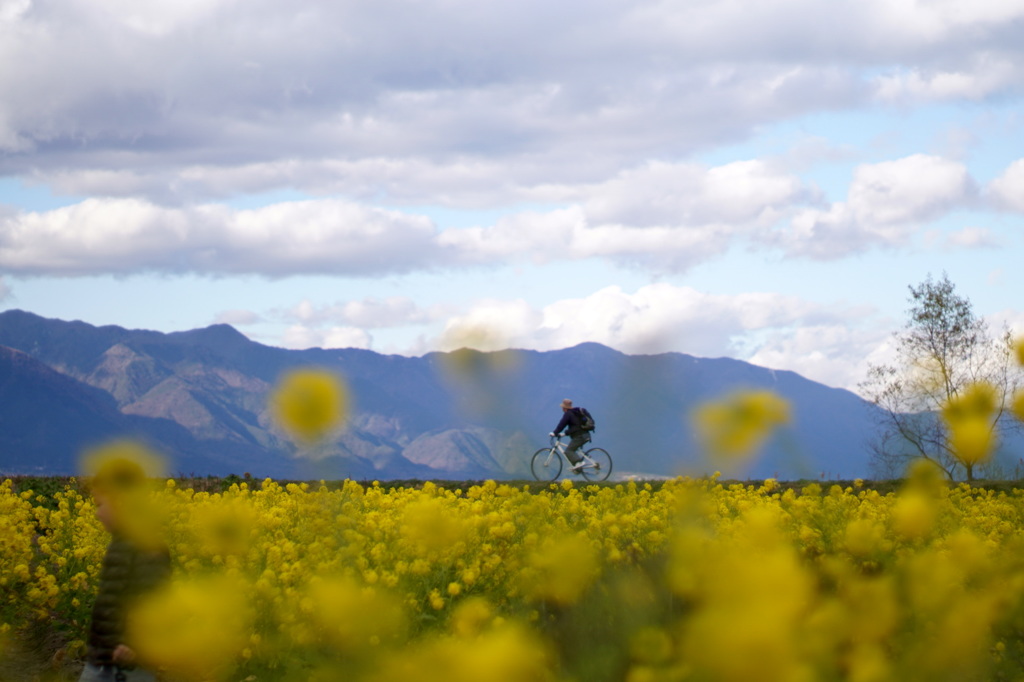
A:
[[401, 497, 466, 554], [629, 626, 673, 665], [17, 465, 1024, 680], [692, 390, 791, 459], [905, 457, 947, 491], [891, 491, 936, 540], [1011, 388, 1024, 423], [843, 518, 886, 558], [304, 576, 407, 651], [79, 441, 168, 551], [195, 499, 254, 557], [369, 623, 553, 682], [80, 440, 165, 494], [524, 533, 598, 605], [270, 367, 349, 443], [450, 597, 493, 638], [942, 382, 997, 466], [127, 576, 251, 681]]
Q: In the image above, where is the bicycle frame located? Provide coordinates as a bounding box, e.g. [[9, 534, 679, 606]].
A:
[[548, 435, 595, 470], [532, 435, 611, 481]]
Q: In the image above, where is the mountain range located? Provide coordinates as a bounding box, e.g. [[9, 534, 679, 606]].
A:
[[0, 309, 883, 480]]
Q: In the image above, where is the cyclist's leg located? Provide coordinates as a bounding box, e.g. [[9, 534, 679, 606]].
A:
[[565, 434, 589, 464]]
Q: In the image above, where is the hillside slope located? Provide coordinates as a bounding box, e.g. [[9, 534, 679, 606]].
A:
[[0, 309, 882, 479]]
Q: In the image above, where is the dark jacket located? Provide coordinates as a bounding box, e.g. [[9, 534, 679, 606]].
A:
[[554, 407, 587, 438], [87, 535, 171, 665]]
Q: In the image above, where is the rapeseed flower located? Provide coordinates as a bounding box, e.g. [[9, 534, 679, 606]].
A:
[[629, 626, 673, 665], [80, 440, 165, 492], [401, 496, 467, 554], [692, 389, 791, 460], [1011, 388, 1024, 423], [302, 575, 407, 651], [523, 533, 598, 605], [79, 441, 168, 551], [891, 490, 936, 541], [13, 474, 1024, 679], [127, 575, 252, 681], [270, 367, 349, 443], [942, 382, 998, 467], [450, 596, 494, 638]]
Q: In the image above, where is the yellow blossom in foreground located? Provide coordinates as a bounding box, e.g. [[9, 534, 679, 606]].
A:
[[79, 441, 168, 551], [80, 440, 166, 493], [13, 475, 1024, 680], [1011, 388, 1024, 423], [692, 390, 791, 459], [270, 367, 349, 443], [629, 626, 673, 665], [369, 623, 554, 682], [450, 597, 494, 639], [127, 576, 252, 681], [905, 457, 947, 492], [891, 490, 937, 541], [401, 496, 467, 554], [942, 382, 998, 466], [303, 575, 407, 651], [523, 533, 598, 605]]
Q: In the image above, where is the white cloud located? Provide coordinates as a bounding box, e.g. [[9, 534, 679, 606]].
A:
[[340, 297, 437, 328], [281, 297, 441, 329], [745, 324, 893, 393], [76, 0, 231, 35], [848, 155, 973, 224], [764, 155, 973, 258], [873, 56, 1021, 102], [942, 226, 998, 249], [439, 205, 741, 274], [280, 324, 372, 351], [989, 308, 1024, 337], [3, 0, 1020, 202], [581, 160, 809, 228], [426, 283, 889, 390], [989, 159, 1024, 213], [0, 198, 446, 276], [437, 300, 542, 352], [437, 282, 865, 359], [436, 160, 814, 272], [0, 194, 742, 277], [0, 150, 987, 279]]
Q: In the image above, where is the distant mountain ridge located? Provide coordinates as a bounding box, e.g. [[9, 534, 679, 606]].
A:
[[0, 309, 881, 479]]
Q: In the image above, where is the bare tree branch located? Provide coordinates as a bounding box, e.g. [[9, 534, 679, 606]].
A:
[[860, 273, 1024, 481]]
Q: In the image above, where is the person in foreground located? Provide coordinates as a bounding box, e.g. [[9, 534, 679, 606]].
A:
[[551, 398, 590, 473], [79, 465, 171, 682]]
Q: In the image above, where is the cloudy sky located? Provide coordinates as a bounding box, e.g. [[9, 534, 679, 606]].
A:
[[2, 0, 1023, 394]]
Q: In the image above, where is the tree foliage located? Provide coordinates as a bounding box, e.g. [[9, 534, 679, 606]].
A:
[[861, 273, 1022, 481]]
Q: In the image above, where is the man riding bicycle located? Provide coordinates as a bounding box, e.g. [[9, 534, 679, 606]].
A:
[[550, 398, 590, 473]]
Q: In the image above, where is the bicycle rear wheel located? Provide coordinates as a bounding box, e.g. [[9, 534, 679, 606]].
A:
[[531, 447, 563, 481], [581, 448, 612, 482]]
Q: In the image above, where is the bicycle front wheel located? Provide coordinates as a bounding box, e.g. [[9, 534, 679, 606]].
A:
[[531, 447, 563, 481], [581, 448, 612, 482]]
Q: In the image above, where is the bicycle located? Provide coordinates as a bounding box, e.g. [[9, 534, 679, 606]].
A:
[[531, 434, 613, 482]]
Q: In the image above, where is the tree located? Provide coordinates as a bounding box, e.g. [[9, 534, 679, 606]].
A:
[[860, 273, 1022, 481]]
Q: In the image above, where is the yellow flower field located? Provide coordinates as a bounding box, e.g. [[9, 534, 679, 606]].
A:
[[7, 361, 1024, 681], [5, 471, 1024, 681]]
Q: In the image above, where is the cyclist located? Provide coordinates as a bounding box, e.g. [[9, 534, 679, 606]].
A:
[[550, 398, 590, 473]]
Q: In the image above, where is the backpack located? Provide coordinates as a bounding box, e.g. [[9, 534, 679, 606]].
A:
[[575, 406, 596, 432]]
